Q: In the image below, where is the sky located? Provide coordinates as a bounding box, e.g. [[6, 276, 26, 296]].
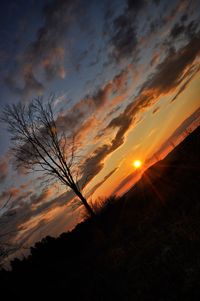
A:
[[0, 0, 200, 259]]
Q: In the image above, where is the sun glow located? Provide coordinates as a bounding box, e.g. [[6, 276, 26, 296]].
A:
[[133, 160, 142, 169]]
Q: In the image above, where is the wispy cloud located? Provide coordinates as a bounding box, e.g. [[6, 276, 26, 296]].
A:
[[0, 160, 8, 184], [5, 0, 79, 99]]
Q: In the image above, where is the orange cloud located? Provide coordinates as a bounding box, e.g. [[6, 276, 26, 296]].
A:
[[30, 188, 55, 209], [150, 52, 160, 67], [152, 107, 160, 114], [0, 160, 8, 183]]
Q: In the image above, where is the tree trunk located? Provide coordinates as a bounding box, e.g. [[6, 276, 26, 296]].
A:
[[74, 188, 95, 217]]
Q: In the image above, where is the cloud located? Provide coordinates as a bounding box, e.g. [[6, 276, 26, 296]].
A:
[[30, 188, 54, 206], [153, 0, 160, 6], [170, 22, 185, 39], [1, 70, 130, 231], [111, 172, 136, 196], [5, 70, 44, 99], [164, 0, 189, 24], [80, 144, 110, 187], [14, 190, 33, 206], [0, 187, 20, 201], [151, 106, 200, 160], [0, 186, 34, 212], [127, 0, 146, 11], [75, 116, 99, 145], [101, 32, 200, 168], [145, 36, 200, 93], [168, 107, 200, 141], [4, 31, 200, 237], [55, 67, 129, 148], [105, 104, 122, 119], [108, 0, 146, 61], [152, 107, 160, 114], [77, 112, 133, 190], [149, 0, 199, 40], [0, 184, 76, 252], [86, 167, 118, 197], [5, 0, 79, 99], [150, 52, 160, 66], [0, 160, 8, 184], [169, 19, 199, 41], [172, 107, 200, 138], [170, 64, 200, 102], [56, 68, 129, 134]]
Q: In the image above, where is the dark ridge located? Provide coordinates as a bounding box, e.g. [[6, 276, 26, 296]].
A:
[[1, 126, 200, 300]]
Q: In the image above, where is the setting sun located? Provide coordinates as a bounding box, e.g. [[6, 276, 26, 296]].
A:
[[133, 160, 142, 169]]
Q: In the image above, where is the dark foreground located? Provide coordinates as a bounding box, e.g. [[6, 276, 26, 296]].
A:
[[1, 126, 200, 300]]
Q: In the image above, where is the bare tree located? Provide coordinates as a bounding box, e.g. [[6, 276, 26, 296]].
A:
[[1, 97, 95, 217]]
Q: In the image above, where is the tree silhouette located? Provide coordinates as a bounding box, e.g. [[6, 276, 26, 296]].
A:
[[1, 97, 95, 217]]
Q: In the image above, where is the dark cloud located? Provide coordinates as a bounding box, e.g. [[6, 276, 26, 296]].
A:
[[108, 0, 146, 61], [80, 144, 110, 187], [5, 0, 79, 99], [170, 23, 185, 39], [74, 140, 121, 193], [180, 14, 188, 22], [111, 14, 137, 61], [149, 18, 163, 34], [28, 190, 74, 218], [105, 104, 122, 119], [170, 64, 200, 103], [185, 20, 200, 39], [150, 0, 198, 38], [170, 20, 199, 41], [127, 0, 146, 11], [108, 0, 196, 63], [5, 71, 44, 100], [78, 112, 133, 189], [164, 0, 189, 24], [153, 0, 160, 6], [144, 33, 200, 95]]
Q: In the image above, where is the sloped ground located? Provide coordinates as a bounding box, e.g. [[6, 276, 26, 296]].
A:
[[1, 126, 200, 300]]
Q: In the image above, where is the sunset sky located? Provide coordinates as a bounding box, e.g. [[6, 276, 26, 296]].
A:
[[0, 0, 200, 253]]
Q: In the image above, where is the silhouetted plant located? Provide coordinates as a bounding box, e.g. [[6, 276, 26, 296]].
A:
[[82, 195, 119, 222]]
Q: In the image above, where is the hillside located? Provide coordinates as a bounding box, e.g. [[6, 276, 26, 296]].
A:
[[1, 126, 200, 300]]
